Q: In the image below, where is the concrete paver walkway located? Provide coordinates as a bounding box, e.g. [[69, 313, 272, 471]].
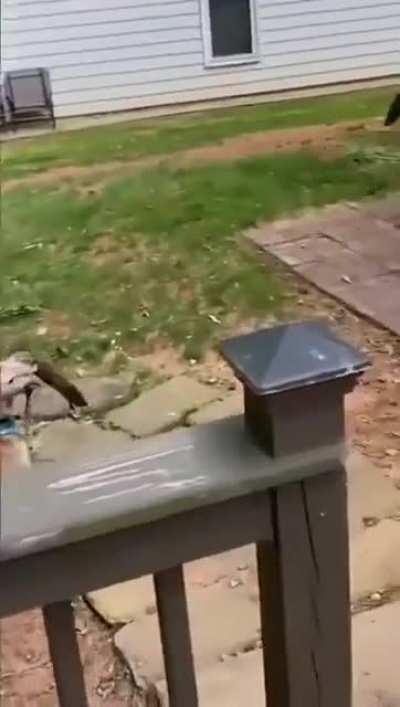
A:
[[247, 194, 400, 335], [179, 601, 400, 707]]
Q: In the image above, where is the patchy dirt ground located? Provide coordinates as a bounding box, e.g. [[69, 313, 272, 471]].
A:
[[0, 601, 158, 707], [2, 119, 380, 194], [179, 119, 368, 164]]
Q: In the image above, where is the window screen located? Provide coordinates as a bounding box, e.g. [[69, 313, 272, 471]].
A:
[[208, 0, 253, 57]]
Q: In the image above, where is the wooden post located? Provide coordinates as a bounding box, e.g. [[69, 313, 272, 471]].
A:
[[221, 321, 369, 707], [258, 470, 351, 707], [154, 566, 198, 707], [43, 600, 89, 707]]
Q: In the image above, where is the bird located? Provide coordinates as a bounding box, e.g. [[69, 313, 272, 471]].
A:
[[0, 353, 87, 472], [384, 94, 400, 126], [1, 351, 86, 411]]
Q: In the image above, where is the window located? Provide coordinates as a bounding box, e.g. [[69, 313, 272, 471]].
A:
[[202, 0, 258, 66]]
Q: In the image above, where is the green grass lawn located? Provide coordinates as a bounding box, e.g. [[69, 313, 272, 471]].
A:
[[2, 135, 399, 366], [2, 87, 394, 180]]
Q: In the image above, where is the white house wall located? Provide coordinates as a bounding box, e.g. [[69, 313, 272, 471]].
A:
[[2, 0, 399, 118]]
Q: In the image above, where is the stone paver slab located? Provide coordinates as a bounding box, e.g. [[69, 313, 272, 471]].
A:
[[157, 650, 265, 707], [246, 218, 323, 247], [26, 386, 70, 420], [353, 602, 400, 707], [115, 580, 260, 683], [245, 204, 358, 247], [332, 274, 400, 335], [34, 419, 136, 465], [78, 376, 135, 413], [321, 216, 400, 268], [268, 235, 349, 267], [297, 252, 387, 288], [87, 546, 254, 625], [87, 576, 154, 625], [364, 193, 400, 227], [249, 198, 400, 335], [157, 602, 400, 706], [187, 393, 243, 425], [346, 451, 400, 543], [351, 519, 400, 598], [106, 376, 219, 436], [321, 212, 396, 242]]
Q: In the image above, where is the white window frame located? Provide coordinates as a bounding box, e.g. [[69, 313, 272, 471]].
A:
[[200, 0, 260, 68]]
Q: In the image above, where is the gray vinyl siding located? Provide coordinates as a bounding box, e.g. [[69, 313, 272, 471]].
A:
[[2, 0, 399, 118]]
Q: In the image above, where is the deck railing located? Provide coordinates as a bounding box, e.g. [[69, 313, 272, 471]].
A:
[[0, 321, 369, 706]]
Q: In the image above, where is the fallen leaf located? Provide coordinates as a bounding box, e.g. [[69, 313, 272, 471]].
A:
[[362, 516, 380, 528]]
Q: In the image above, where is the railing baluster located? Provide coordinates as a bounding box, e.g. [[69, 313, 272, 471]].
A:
[[43, 600, 89, 707], [154, 565, 198, 707]]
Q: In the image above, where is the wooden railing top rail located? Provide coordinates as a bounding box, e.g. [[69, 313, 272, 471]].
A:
[[1, 415, 344, 563], [1, 321, 368, 565]]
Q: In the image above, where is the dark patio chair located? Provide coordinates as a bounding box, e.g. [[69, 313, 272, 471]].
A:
[[0, 86, 8, 130], [4, 68, 56, 130], [0, 101, 4, 130]]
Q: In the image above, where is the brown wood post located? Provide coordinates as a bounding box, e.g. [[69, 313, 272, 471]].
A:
[[221, 321, 369, 707], [154, 565, 198, 707], [43, 600, 89, 707], [258, 469, 351, 707]]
